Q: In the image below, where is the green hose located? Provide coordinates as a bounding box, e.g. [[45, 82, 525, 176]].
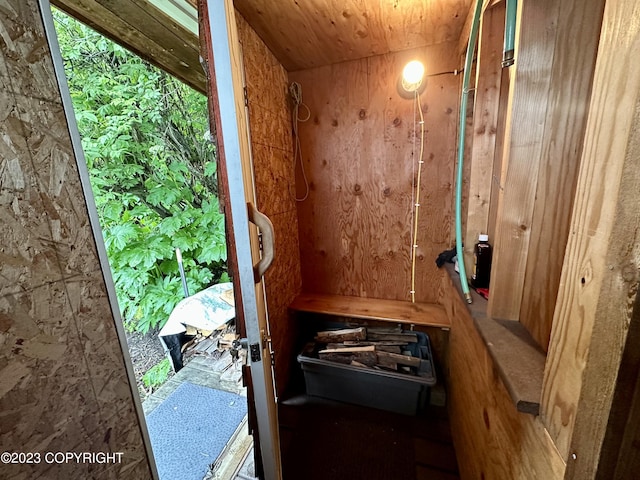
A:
[[503, 0, 517, 67], [455, 0, 483, 304]]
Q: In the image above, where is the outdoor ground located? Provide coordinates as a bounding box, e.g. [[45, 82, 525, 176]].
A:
[[125, 330, 173, 401]]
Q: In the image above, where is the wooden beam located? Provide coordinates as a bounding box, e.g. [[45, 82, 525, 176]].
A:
[[52, 0, 205, 93], [463, 3, 505, 269], [486, 0, 559, 320], [518, 0, 605, 351], [541, 0, 640, 470]]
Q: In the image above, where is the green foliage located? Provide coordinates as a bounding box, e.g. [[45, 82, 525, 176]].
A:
[[142, 358, 172, 388], [53, 10, 227, 333]]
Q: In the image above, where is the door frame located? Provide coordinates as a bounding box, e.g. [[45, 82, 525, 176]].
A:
[[200, 0, 282, 478]]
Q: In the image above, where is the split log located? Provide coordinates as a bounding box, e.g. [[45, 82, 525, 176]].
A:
[[351, 360, 372, 368], [367, 332, 418, 343], [374, 345, 402, 354], [318, 345, 375, 354], [376, 351, 421, 369], [343, 340, 408, 346], [319, 351, 377, 367], [315, 327, 366, 343]]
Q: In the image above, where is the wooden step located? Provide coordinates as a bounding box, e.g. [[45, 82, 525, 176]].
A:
[[289, 293, 450, 328]]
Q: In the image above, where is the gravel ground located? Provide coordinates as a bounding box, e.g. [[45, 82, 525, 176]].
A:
[[125, 330, 173, 401]]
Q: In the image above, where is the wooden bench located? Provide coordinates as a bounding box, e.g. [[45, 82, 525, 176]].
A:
[[289, 293, 450, 329]]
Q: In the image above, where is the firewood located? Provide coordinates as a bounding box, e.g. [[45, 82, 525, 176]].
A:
[[374, 345, 402, 354], [350, 360, 371, 368], [315, 327, 366, 343], [318, 345, 375, 354], [343, 340, 408, 346], [367, 332, 418, 343], [319, 351, 377, 367], [376, 351, 421, 368]]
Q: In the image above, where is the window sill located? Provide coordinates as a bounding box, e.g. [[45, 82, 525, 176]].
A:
[[444, 264, 545, 415]]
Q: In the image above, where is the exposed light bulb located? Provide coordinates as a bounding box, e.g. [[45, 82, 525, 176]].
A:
[[402, 60, 424, 92]]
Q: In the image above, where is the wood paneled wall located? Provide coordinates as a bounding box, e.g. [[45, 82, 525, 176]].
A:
[[236, 13, 302, 395], [440, 273, 565, 479], [290, 43, 460, 303], [0, 2, 152, 478]]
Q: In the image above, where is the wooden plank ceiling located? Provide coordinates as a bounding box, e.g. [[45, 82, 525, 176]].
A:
[[234, 0, 473, 71], [52, 0, 206, 93], [55, 0, 472, 89]]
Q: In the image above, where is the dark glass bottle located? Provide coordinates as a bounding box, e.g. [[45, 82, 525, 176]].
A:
[[471, 234, 492, 289]]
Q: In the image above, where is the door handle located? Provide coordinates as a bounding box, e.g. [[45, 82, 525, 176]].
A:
[[247, 202, 275, 283]]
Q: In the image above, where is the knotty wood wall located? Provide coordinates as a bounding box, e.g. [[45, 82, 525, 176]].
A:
[[0, 2, 152, 478], [236, 13, 302, 395], [290, 43, 459, 303]]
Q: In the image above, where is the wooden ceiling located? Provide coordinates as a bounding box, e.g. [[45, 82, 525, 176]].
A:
[[52, 0, 472, 93], [234, 0, 473, 71]]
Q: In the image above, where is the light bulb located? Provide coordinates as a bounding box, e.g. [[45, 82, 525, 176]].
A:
[[403, 61, 424, 84]]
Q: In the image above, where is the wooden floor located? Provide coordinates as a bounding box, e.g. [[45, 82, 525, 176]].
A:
[[278, 393, 459, 480]]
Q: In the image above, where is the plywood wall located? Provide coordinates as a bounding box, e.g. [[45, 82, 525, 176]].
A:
[[236, 13, 302, 395], [0, 2, 152, 478], [440, 273, 565, 479], [290, 43, 460, 303]]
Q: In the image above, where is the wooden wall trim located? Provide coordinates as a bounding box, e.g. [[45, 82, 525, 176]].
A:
[[463, 3, 504, 269], [541, 0, 640, 470]]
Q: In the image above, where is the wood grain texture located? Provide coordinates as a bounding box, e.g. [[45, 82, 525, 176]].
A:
[[234, 0, 472, 71], [52, 0, 205, 93], [542, 0, 640, 468], [463, 3, 504, 269], [236, 12, 302, 395], [290, 42, 459, 304], [0, 2, 152, 478], [290, 293, 449, 328], [439, 271, 565, 480], [518, 0, 605, 352], [487, 0, 560, 320], [595, 292, 640, 480]]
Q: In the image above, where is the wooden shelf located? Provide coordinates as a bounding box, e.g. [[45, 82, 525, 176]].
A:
[[444, 264, 545, 415], [289, 293, 450, 329]]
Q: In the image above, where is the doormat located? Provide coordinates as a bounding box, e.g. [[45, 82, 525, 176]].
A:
[[146, 382, 247, 480]]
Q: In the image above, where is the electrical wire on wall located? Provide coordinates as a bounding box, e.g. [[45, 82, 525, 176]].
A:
[[410, 89, 425, 303], [289, 82, 311, 201]]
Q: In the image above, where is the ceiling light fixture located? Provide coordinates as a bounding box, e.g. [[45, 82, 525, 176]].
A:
[[402, 60, 425, 92]]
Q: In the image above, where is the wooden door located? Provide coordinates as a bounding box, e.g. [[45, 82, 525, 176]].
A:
[[199, 1, 282, 479]]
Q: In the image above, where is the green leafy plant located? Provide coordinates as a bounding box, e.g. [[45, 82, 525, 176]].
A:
[[53, 10, 227, 333], [142, 358, 172, 389]]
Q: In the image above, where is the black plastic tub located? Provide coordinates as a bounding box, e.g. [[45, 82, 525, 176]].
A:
[[297, 334, 437, 415]]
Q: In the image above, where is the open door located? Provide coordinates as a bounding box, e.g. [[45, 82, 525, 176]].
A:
[[199, 1, 282, 479]]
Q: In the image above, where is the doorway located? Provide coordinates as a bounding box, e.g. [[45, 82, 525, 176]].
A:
[[49, 7, 254, 479]]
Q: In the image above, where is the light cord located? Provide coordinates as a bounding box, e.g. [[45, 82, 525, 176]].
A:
[[410, 89, 425, 303]]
